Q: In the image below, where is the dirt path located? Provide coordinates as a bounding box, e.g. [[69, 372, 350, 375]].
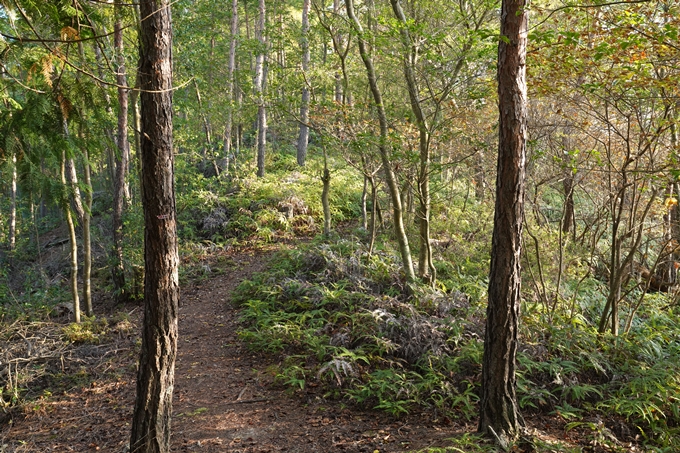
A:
[[171, 250, 458, 453], [1, 248, 461, 452]]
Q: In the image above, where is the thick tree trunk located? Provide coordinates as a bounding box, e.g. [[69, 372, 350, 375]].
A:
[[130, 1, 179, 452], [346, 0, 416, 284], [478, 0, 528, 445], [297, 0, 311, 167], [254, 0, 267, 178], [112, 3, 130, 301]]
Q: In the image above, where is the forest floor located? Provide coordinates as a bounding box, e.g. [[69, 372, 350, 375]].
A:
[[0, 244, 583, 452]]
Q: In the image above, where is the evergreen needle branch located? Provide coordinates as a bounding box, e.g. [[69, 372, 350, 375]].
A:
[[6, 0, 188, 92], [0, 27, 125, 44], [0, 60, 47, 93]]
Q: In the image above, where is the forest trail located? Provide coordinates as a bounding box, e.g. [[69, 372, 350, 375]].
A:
[[171, 247, 457, 452], [0, 246, 458, 452]]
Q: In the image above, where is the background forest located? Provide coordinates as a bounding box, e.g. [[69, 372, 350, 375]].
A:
[[1, 0, 680, 451]]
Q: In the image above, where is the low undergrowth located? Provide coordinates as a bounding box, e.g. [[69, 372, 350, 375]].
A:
[[233, 236, 680, 452], [0, 311, 139, 413], [232, 236, 486, 421]]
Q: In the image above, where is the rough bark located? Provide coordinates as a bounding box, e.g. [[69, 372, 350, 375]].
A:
[[129, 1, 179, 452], [346, 0, 415, 284], [297, 0, 311, 167], [112, 2, 130, 301], [478, 0, 528, 444]]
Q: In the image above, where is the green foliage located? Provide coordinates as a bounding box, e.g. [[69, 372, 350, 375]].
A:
[[516, 299, 680, 450], [233, 237, 484, 420], [62, 317, 109, 344]]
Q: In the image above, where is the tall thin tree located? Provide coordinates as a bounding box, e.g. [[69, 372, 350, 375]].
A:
[[129, 0, 179, 451], [254, 0, 267, 178], [112, 0, 130, 301], [223, 0, 239, 172], [478, 0, 528, 445], [346, 0, 416, 284], [296, 0, 311, 166]]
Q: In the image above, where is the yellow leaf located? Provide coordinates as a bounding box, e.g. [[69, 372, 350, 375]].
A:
[[61, 26, 79, 41]]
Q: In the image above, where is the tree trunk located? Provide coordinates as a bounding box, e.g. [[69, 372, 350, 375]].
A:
[[91, 33, 118, 191], [561, 136, 575, 236], [112, 2, 130, 301], [61, 149, 81, 324], [193, 80, 220, 176], [82, 147, 94, 317], [368, 175, 378, 257], [478, 0, 528, 445], [297, 0, 311, 166], [361, 173, 368, 230], [130, 1, 179, 452], [65, 158, 85, 222], [561, 171, 575, 234], [254, 0, 267, 178], [223, 0, 239, 171], [390, 0, 435, 284], [321, 143, 332, 236], [131, 75, 143, 190], [9, 150, 17, 251], [346, 0, 416, 285], [333, 0, 343, 103]]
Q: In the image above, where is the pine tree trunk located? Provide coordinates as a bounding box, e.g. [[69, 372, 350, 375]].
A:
[[130, 1, 179, 451], [478, 0, 528, 444]]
